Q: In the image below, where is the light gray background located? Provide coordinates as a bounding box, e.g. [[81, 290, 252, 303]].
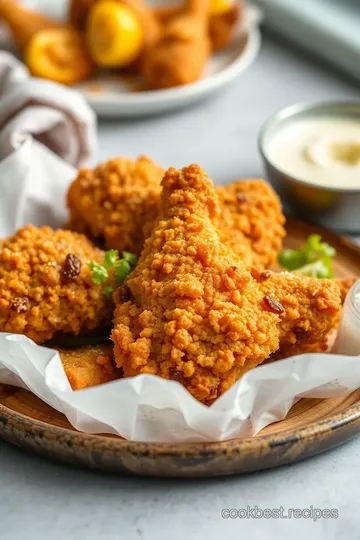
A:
[[1, 35, 360, 540]]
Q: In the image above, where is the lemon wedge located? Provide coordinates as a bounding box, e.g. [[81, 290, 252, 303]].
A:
[[86, 0, 144, 68], [24, 27, 94, 85], [210, 0, 233, 15]]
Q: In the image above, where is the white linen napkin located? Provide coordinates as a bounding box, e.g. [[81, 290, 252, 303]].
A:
[[0, 51, 96, 236]]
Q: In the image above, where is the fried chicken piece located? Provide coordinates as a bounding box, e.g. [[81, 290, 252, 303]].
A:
[[153, 1, 243, 52], [122, 0, 161, 49], [208, 3, 243, 52], [265, 276, 353, 361], [58, 345, 120, 390], [268, 340, 329, 362], [111, 164, 281, 404], [67, 156, 165, 255], [251, 269, 341, 349], [335, 276, 357, 304], [67, 157, 285, 266], [69, 0, 95, 30], [142, 0, 211, 89], [217, 179, 285, 267], [0, 0, 64, 51], [0, 225, 113, 344]]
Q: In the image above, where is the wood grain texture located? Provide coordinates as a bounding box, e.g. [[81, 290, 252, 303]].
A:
[[0, 217, 360, 477]]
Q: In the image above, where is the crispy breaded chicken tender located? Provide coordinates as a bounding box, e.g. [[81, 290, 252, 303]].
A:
[[58, 345, 120, 390], [265, 275, 351, 361], [112, 164, 282, 404], [67, 157, 285, 266], [67, 155, 164, 255], [0, 225, 112, 344], [217, 179, 285, 267], [252, 270, 341, 349]]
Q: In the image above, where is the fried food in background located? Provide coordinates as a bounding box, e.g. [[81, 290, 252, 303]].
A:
[[69, 0, 96, 30], [1, 0, 243, 88], [0, 0, 94, 85], [0, 0, 64, 50], [217, 179, 285, 267], [58, 345, 120, 390], [142, 0, 211, 89], [25, 27, 94, 85], [67, 157, 285, 265], [0, 225, 113, 344], [153, 0, 243, 52], [112, 165, 282, 404], [67, 156, 165, 255]]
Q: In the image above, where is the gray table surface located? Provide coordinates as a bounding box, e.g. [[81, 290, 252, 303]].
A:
[[1, 34, 360, 540]]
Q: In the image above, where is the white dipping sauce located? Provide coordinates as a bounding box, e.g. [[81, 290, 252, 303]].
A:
[[267, 116, 360, 190]]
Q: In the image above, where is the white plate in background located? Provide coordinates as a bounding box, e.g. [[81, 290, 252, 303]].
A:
[[78, 25, 261, 117], [0, 1, 262, 117]]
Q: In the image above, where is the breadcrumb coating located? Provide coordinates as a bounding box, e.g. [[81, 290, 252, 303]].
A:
[[335, 276, 356, 304], [58, 345, 120, 390], [0, 225, 112, 344], [111, 164, 281, 404], [254, 270, 341, 348], [216, 179, 286, 267], [67, 156, 285, 266], [67, 155, 164, 254], [265, 276, 350, 361]]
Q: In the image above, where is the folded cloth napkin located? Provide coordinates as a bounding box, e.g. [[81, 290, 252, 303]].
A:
[[0, 51, 97, 237]]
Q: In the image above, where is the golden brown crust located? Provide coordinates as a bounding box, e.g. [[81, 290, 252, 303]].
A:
[[0, 225, 112, 344], [255, 270, 341, 349], [69, 0, 95, 30], [112, 165, 281, 404], [216, 179, 286, 267], [67, 158, 285, 267], [58, 344, 120, 390], [67, 155, 165, 255], [335, 276, 357, 304], [153, 2, 243, 52], [142, 0, 211, 89]]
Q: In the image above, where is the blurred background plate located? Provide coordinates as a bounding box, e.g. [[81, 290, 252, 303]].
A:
[[0, 0, 262, 118], [77, 26, 261, 117]]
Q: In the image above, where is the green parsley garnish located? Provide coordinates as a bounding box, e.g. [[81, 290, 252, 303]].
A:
[[89, 249, 138, 295], [88, 261, 108, 285], [103, 286, 115, 297], [116, 260, 131, 283], [278, 234, 336, 279]]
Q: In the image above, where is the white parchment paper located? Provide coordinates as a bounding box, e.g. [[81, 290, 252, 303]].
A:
[[1, 333, 360, 442], [0, 53, 359, 443]]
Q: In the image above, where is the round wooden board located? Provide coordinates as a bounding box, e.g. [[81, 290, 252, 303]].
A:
[[1, 217, 360, 477]]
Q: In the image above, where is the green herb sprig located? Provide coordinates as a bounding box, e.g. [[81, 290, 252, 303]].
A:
[[89, 249, 138, 296], [278, 234, 336, 279]]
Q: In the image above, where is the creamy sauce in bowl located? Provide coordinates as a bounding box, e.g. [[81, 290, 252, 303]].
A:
[[267, 116, 360, 190]]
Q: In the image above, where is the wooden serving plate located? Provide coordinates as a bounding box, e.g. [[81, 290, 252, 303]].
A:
[[1, 217, 360, 477]]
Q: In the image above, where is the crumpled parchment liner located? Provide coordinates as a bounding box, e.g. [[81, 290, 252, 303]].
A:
[[1, 333, 359, 443], [0, 48, 359, 444]]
